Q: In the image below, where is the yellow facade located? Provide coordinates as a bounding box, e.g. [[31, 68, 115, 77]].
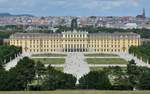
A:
[[9, 31, 141, 53]]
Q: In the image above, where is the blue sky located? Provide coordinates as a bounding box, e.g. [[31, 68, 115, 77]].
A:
[[0, 0, 149, 16]]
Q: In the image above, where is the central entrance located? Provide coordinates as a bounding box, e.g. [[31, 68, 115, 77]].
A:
[[64, 48, 87, 52]]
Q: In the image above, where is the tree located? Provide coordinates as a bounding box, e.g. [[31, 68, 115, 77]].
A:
[[42, 65, 76, 90], [57, 73, 76, 89], [0, 45, 22, 65], [71, 18, 78, 30], [0, 59, 3, 68], [127, 60, 141, 90], [138, 67, 150, 90], [0, 64, 19, 91], [106, 66, 132, 90], [79, 71, 111, 90], [0, 63, 6, 90], [35, 61, 46, 87], [42, 65, 57, 90], [0, 71, 10, 91], [9, 57, 36, 90]]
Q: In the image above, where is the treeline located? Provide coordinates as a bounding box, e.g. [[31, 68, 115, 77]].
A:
[[0, 45, 22, 66], [1, 57, 150, 91], [0, 31, 13, 39], [0, 25, 23, 31], [0, 25, 25, 39], [129, 44, 150, 63]]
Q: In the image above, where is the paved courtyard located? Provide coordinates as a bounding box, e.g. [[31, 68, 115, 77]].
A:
[[64, 53, 90, 84]]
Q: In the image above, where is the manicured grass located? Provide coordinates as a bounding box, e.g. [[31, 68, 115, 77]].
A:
[[87, 58, 128, 64], [85, 54, 118, 57], [32, 58, 65, 64], [90, 67, 127, 71], [54, 67, 64, 72], [32, 54, 67, 57], [90, 67, 104, 71], [0, 91, 150, 94]]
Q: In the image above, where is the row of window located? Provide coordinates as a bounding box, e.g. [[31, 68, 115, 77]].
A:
[[27, 49, 124, 52], [25, 45, 132, 49], [29, 49, 56, 52], [11, 39, 139, 43], [30, 45, 61, 48], [13, 43, 137, 48], [96, 49, 122, 52]]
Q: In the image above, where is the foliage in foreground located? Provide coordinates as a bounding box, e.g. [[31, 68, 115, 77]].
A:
[[1, 57, 150, 90], [42, 65, 76, 90], [79, 71, 111, 90], [0, 57, 76, 91]]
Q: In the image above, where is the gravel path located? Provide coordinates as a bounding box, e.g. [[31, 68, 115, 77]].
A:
[[4, 53, 31, 70], [116, 52, 150, 68]]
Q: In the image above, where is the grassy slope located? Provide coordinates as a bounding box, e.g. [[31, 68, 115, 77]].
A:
[[0, 91, 150, 94]]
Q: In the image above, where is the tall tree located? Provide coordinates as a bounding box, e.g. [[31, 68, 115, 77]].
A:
[[71, 18, 78, 30], [42, 65, 76, 90], [138, 67, 150, 90], [127, 60, 141, 90], [79, 71, 111, 90], [106, 67, 132, 90], [35, 61, 46, 86], [9, 57, 36, 90]]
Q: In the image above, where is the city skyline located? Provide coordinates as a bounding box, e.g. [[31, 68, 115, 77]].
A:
[[0, 0, 149, 16]]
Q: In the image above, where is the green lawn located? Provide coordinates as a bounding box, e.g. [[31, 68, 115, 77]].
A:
[[0, 91, 150, 94], [85, 54, 118, 57], [90, 67, 104, 71], [32, 58, 65, 64], [32, 54, 67, 57], [90, 67, 127, 71], [87, 58, 128, 64], [54, 67, 64, 72]]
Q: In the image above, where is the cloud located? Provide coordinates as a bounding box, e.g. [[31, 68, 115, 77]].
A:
[[0, 0, 140, 9], [56, 0, 140, 10], [0, 0, 141, 15]]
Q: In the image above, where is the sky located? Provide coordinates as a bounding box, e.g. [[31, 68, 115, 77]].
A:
[[0, 0, 149, 16]]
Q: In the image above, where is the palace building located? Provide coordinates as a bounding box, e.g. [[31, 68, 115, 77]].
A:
[[9, 30, 141, 53]]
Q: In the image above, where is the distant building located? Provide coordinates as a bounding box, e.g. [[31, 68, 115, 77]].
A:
[[123, 23, 137, 29], [9, 30, 141, 53], [136, 8, 146, 19]]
